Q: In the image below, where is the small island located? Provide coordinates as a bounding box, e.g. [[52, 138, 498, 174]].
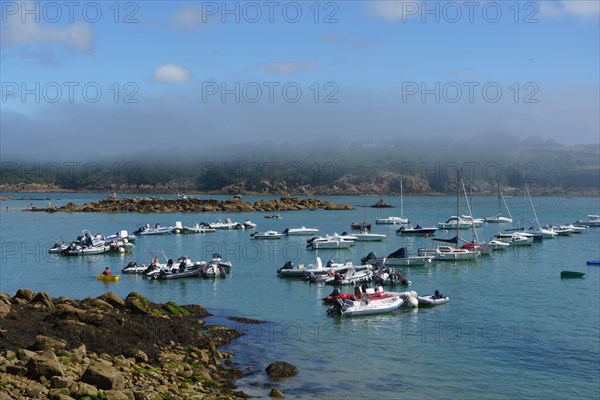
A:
[[25, 196, 354, 213]]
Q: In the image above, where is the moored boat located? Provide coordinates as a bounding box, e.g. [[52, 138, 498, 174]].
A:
[[396, 224, 437, 236], [251, 230, 285, 239], [362, 247, 433, 267], [135, 224, 174, 235], [284, 226, 320, 236], [327, 295, 404, 317], [201, 263, 227, 278], [561, 271, 585, 279], [417, 290, 449, 306], [352, 230, 387, 241], [306, 234, 354, 250], [574, 215, 600, 227], [375, 216, 408, 225], [586, 260, 600, 265]]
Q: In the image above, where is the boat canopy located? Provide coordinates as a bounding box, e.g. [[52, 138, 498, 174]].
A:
[[432, 236, 459, 244], [387, 247, 407, 259]]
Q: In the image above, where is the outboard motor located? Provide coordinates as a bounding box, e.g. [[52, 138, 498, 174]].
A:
[[327, 298, 346, 316], [361, 252, 377, 265], [282, 261, 294, 270]]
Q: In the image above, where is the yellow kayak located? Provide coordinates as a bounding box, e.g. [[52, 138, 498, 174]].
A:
[[96, 275, 120, 282]]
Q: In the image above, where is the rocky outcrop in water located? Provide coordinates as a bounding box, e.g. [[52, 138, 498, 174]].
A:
[[0, 289, 248, 399], [26, 196, 354, 213]]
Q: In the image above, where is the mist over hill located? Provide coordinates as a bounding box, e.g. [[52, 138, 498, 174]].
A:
[[1, 134, 598, 195]]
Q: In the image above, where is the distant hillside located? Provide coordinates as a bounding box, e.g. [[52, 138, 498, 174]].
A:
[[1, 134, 598, 195]]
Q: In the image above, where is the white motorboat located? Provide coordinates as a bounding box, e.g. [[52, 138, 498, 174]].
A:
[[48, 241, 68, 254], [172, 221, 215, 234], [327, 295, 404, 317], [284, 226, 320, 236], [209, 253, 232, 272], [495, 232, 534, 246], [143, 251, 201, 278], [574, 215, 600, 227], [62, 243, 112, 256], [209, 219, 239, 229], [325, 267, 373, 286], [460, 215, 484, 227], [201, 263, 227, 278], [437, 216, 472, 230], [233, 220, 258, 229], [352, 230, 387, 241], [484, 238, 510, 250], [527, 225, 557, 239], [559, 224, 587, 233], [306, 234, 355, 249], [104, 230, 137, 243], [121, 261, 147, 274], [375, 216, 409, 225], [251, 230, 285, 239], [546, 225, 573, 236], [157, 262, 203, 280], [135, 224, 174, 235], [277, 257, 362, 278]]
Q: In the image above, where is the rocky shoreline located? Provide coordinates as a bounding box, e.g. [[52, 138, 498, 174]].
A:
[[0, 290, 294, 399], [25, 196, 354, 213]]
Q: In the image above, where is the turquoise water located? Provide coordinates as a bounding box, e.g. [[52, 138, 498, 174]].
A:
[[1, 193, 599, 399]]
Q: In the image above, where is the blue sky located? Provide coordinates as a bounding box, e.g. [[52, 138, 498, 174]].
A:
[[1, 0, 599, 158]]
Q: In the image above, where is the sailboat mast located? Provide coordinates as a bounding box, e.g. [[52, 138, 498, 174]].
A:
[[400, 180, 404, 218], [498, 183, 502, 213], [456, 169, 460, 248], [500, 188, 512, 219], [462, 177, 479, 243], [525, 183, 540, 228]]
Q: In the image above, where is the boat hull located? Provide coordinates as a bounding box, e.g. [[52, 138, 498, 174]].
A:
[[417, 295, 449, 306], [561, 271, 585, 279], [341, 297, 404, 316], [96, 275, 120, 282]]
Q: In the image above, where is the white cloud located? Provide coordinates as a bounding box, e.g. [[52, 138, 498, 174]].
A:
[[538, 0, 600, 19], [257, 60, 317, 75], [1, 18, 92, 52], [151, 64, 192, 83], [368, 0, 420, 21], [171, 6, 206, 29], [561, 0, 600, 18]]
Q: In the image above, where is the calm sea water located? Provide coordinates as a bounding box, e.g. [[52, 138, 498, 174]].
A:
[[1, 193, 599, 399]]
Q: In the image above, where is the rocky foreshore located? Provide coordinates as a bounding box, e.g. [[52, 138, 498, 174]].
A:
[[26, 196, 354, 213], [0, 289, 290, 399]]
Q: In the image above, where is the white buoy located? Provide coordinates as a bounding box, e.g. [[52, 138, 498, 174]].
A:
[[406, 296, 419, 308], [118, 247, 125, 253]]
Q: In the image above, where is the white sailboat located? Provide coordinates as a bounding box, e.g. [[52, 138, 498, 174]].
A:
[[525, 183, 557, 239], [485, 185, 513, 223], [431, 170, 480, 261], [375, 180, 409, 224]]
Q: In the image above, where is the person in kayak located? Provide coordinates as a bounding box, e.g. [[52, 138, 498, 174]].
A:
[[102, 267, 112, 276]]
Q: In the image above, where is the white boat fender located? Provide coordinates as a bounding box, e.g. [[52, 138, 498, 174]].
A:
[[406, 296, 419, 308]]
